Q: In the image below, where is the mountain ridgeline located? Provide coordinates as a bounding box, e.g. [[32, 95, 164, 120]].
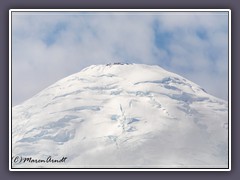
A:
[[12, 63, 228, 168]]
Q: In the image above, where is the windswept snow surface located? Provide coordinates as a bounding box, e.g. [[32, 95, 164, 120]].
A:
[[12, 64, 228, 168]]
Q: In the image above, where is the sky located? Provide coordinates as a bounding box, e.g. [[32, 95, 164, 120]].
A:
[[12, 11, 229, 106]]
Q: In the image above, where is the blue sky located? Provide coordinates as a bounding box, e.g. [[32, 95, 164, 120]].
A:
[[12, 11, 229, 105]]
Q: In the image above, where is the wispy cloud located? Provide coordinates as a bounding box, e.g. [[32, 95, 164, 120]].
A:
[[12, 11, 229, 105]]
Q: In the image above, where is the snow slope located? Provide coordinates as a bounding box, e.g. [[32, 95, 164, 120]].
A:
[[12, 63, 228, 168]]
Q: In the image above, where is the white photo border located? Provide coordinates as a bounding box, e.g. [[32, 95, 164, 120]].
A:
[[9, 9, 231, 171]]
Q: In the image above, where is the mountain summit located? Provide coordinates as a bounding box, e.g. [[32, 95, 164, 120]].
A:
[[12, 63, 228, 168]]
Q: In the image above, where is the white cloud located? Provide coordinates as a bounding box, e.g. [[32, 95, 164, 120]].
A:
[[12, 11, 229, 105]]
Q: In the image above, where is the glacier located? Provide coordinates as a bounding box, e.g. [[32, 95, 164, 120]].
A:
[[12, 63, 228, 168]]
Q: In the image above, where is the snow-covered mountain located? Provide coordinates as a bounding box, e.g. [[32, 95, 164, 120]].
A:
[[12, 63, 228, 168]]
